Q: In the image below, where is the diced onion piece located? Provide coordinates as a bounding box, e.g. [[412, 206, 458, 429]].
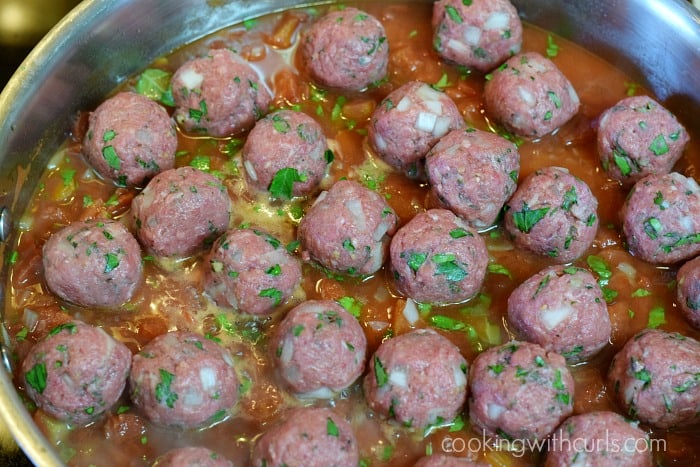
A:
[[179, 68, 204, 89], [373, 221, 391, 242], [484, 12, 510, 30], [396, 96, 412, 112], [373, 133, 387, 152], [423, 99, 443, 115], [368, 321, 389, 332], [389, 369, 408, 388], [279, 338, 294, 364], [487, 403, 506, 420], [199, 367, 217, 391], [298, 387, 335, 399], [433, 116, 452, 137], [517, 86, 536, 106], [402, 298, 419, 326], [540, 306, 573, 330], [22, 308, 39, 332], [453, 364, 467, 387], [243, 160, 258, 182], [415, 84, 442, 102], [617, 262, 637, 282], [447, 38, 469, 54], [568, 85, 581, 106], [345, 199, 367, 231], [463, 26, 482, 45], [415, 112, 438, 133]]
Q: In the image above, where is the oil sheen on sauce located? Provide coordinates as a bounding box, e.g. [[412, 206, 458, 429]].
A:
[[5, 1, 700, 465]]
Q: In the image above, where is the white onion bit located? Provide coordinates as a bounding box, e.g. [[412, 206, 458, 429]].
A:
[[402, 298, 419, 326]]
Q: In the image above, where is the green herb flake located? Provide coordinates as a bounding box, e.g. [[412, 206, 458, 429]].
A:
[[649, 134, 669, 156], [445, 5, 463, 23], [155, 369, 178, 409], [102, 145, 121, 170], [430, 315, 465, 331], [449, 227, 472, 239], [189, 155, 211, 172], [338, 296, 362, 318], [292, 324, 304, 337], [259, 288, 283, 306], [631, 288, 652, 298], [647, 306, 666, 329], [512, 204, 549, 233], [488, 364, 504, 375], [269, 167, 307, 200], [326, 417, 340, 437], [135, 68, 175, 106], [561, 186, 578, 211], [25, 363, 48, 394], [271, 113, 291, 134], [431, 73, 450, 91], [104, 252, 120, 273], [488, 263, 512, 279], [374, 355, 388, 387], [407, 252, 427, 272], [265, 264, 282, 276], [546, 34, 560, 57]]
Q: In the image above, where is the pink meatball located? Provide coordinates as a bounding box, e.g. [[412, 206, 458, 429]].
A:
[[171, 48, 271, 137], [432, 0, 522, 72], [363, 328, 468, 429], [301, 7, 388, 91], [83, 91, 177, 187], [270, 300, 367, 396], [22, 320, 131, 425]]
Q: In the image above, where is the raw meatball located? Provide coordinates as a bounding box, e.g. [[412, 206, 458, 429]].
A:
[[677, 256, 700, 328], [171, 48, 271, 137], [83, 91, 177, 187], [297, 179, 398, 277], [270, 300, 367, 396], [131, 167, 232, 258], [507, 265, 611, 363], [597, 95, 689, 187], [390, 209, 488, 304], [242, 109, 330, 197], [363, 328, 468, 429], [21, 321, 131, 425], [469, 341, 574, 442], [129, 331, 239, 429], [43, 219, 143, 308], [545, 411, 652, 467], [414, 455, 487, 467], [425, 128, 520, 229], [484, 52, 580, 138], [504, 166, 599, 263], [432, 0, 522, 72], [607, 329, 700, 429], [251, 407, 359, 467], [622, 172, 700, 264], [152, 447, 233, 467], [369, 81, 465, 178], [203, 227, 301, 315], [300, 7, 388, 91]]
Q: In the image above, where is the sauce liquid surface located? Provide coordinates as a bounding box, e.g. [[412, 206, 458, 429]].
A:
[[5, 2, 700, 465]]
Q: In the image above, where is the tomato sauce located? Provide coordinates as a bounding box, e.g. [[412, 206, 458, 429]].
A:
[[5, 1, 700, 465]]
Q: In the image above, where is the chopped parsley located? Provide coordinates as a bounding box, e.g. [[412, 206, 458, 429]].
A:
[[155, 369, 178, 409], [269, 167, 307, 200], [512, 203, 549, 233]]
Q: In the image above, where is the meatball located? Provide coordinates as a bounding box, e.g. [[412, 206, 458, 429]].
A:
[[390, 209, 488, 304], [251, 407, 359, 467], [171, 48, 271, 137], [425, 128, 520, 229], [545, 411, 652, 467], [43, 219, 143, 308], [270, 300, 367, 396], [369, 81, 465, 178], [507, 265, 611, 362], [203, 227, 301, 315], [152, 447, 233, 467], [432, 0, 522, 72], [677, 256, 700, 328], [21, 320, 131, 425], [297, 179, 398, 277], [414, 455, 487, 467], [597, 95, 689, 186], [607, 329, 700, 429], [363, 328, 468, 429], [83, 91, 177, 187], [504, 166, 599, 263], [129, 331, 239, 429], [242, 109, 330, 197], [621, 172, 700, 264], [484, 52, 580, 138], [131, 167, 232, 258], [300, 7, 388, 91], [469, 341, 574, 442]]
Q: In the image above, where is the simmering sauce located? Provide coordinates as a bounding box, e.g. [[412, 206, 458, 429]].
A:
[[5, 1, 700, 465]]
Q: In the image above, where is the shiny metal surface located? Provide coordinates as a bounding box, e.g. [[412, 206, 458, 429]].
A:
[[0, 0, 698, 465]]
